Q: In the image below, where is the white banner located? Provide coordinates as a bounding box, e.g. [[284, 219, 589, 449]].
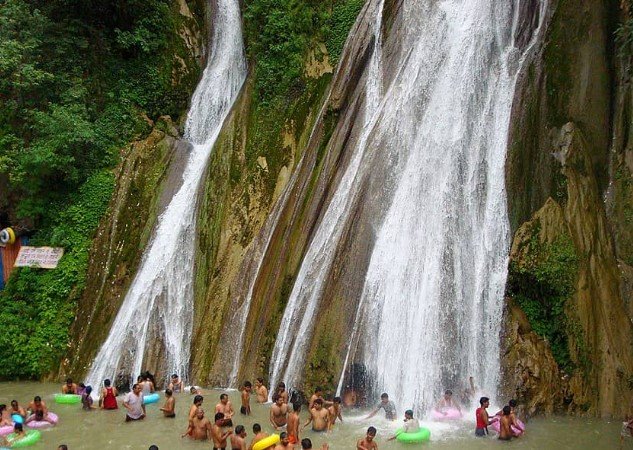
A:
[[14, 246, 64, 269]]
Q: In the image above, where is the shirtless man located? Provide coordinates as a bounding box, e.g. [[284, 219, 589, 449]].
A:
[[9, 400, 26, 419], [212, 412, 233, 449], [182, 408, 212, 440], [327, 397, 343, 426], [255, 378, 268, 403], [498, 406, 512, 441], [270, 394, 289, 431], [308, 388, 332, 410], [216, 394, 235, 420], [301, 439, 329, 450], [249, 423, 268, 450], [274, 432, 294, 450], [189, 395, 204, 421], [357, 427, 378, 450], [62, 378, 78, 394], [276, 382, 289, 404], [302, 399, 329, 432], [140, 375, 155, 395], [0, 405, 12, 426], [169, 374, 184, 393], [241, 382, 252, 415], [230, 425, 247, 450], [287, 402, 301, 444], [495, 399, 523, 436], [26, 396, 54, 424], [434, 390, 461, 415], [161, 389, 176, 417]]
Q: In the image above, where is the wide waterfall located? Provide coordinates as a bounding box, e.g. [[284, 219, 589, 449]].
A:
[[270, 0, 546, 414], [87, 0, 246, 387]]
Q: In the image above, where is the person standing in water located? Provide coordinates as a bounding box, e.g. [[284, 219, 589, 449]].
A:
[[270, 394, 289, 431], [249, 423, 268, 450], [168, 374, 184, 393], [366, 393, 396, 420], [211, 412, 233, 449], [161, 389, 176, 417], [62, 378, 78, 394], [182, 408, 212, 440], [327, 397, 343, 426], [287, 402, 301, 444], [274, 432, 294, 450], [475, 396, 492, 436], [141, 375, 155, 395], [302, 399, 329, 432], [123, 384, 145, 422], [100, 379, 118, 410], [357, 427, 378, 450], [241, 381, 252, 415], [434, 389, 461, 415], [498, 406, 513, 441], [189, 395, 204, 421], [276, 382, 289, 404], [255, 378, 268, 403], [231, 425, 247, 450], [82, 386, 96, 410]]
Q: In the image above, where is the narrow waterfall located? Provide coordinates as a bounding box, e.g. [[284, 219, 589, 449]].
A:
[[87, 0, 246, 387], [268, 0, 386, 394]]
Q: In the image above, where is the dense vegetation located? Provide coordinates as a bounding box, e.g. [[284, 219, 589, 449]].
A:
[[0, 0, 202, 378]]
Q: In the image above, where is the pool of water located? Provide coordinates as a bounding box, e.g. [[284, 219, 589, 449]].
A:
[[0, 383, 626, 449]]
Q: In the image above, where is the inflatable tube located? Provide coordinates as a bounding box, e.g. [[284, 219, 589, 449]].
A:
[[142, 393, 160, 405], [6, 430, 41, 448], [25, 412, 58, 429], [431, 407, 462, 421], [54, 394, 81, 404], [0, 228, 15, 246], [0, 426, 13, 436], [395, 427, 431, 443], [490, 416, 525, 436], [252, 434, 280, 450], [10, 416, 22, 425]]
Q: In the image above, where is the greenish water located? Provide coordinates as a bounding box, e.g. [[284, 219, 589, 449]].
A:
[[0, 383, 627, 449]]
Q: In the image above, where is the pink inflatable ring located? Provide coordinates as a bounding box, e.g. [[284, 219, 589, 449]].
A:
[[25, 412, 58, 428], [0, 426, 13, 436], [431, 407, 462, 420]]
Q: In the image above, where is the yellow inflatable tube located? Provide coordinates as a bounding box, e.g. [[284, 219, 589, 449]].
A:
[[252, 434, 280, 450]]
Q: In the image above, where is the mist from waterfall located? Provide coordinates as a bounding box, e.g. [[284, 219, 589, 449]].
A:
[[87, 0, 246, 387]]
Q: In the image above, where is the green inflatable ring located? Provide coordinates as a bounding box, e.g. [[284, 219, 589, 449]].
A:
[[395, 427, 431, 443], [7, 430, 41, 448], [54, 393, 81, 404]]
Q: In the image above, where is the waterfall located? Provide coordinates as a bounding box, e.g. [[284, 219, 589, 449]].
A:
[[87, 0, 246, 388], [270, 0, 547, 414], [268, 0, 386, 394]]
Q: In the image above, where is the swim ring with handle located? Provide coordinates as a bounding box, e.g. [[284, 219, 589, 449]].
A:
[[54, 394, 81, 404], [6, 430, 41, 448], [142, 393, 160, 405], [25, 412, 58, 428], [252, 434, 280, 450], [431, 407, 462, 421], [395, 427, 431, 443]]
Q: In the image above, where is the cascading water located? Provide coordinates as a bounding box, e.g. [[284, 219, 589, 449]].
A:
[[87, 0, 246, 387], [268, 0, 386, 395]]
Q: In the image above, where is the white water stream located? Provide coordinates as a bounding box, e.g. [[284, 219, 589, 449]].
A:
[[270, 0, 547, 415], [87, 0, 246, 387]]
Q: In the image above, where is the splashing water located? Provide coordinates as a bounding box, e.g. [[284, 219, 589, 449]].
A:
[[87, 0, 246, 387]]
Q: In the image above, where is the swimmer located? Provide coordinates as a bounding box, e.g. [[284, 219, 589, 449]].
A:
[[77, 382, 87, 395], [287, 402, 301, 444], [270, 394, 289, 431], [182, 407, 212, 440], [308, 387, 332, 409], [140, 374, 155, 395], [169, 374, 184, 393], [26, 396, 54, 424], [387, 410, 419, 441], [327, 397, 343, 426], [301, 438, 329, 450], [216, 393, 235, 420], [274, 432, 294, 450], [495, 399, 522, 435], [475, 396, 492, 436], [357, 427, 378, 450], [211, 412, 233, 449], [498, 406, 512, 441], [100, 379, 119, 410], [6, 423, 26, 446], [366, 393, 396, 421], [276, 382, 289, 404], [189, 395, 204, 421], [255, 378, 268, 404], [434, 389, 461, 415], [62, 378, 78, 394], [302, 398, 329, 432], [248, 423, 268, 450], [9, 400, 26, 419], [241, 381, 252, 415], [123, 384, 146, 422], [230, 424, 248, 450], [82, 386, 96, 410], [0, 405, 11, 426], [161, 389, 176, 417]]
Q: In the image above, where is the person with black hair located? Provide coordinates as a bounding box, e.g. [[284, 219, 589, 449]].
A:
[[211, 412, 233, 449], [189, 395, 204, 421], [357, 427, 377, 450], [327, 397, 343, 426], [161, 389, 176, 418], [287, 402, 301, 444], [241, 382, 252, 415], [270, 394, 289, 431], [475, 397, 491, 436], [100, 379, 118, 410], [387, 410, 419, 440], [148, 445, 159, 450], [498, 406, 513, 441], [300, 438, 329, 450], [249, 423, 268, 450], [182, 407, 211, 440], [57, 445, 68, 450], [366, 393, 396, 421], [230, 424, 247, 450], [255, 378, 268, 404], [215, 393, 235, 421]]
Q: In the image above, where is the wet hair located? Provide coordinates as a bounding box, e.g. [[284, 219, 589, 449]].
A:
[[367, 426, 377, 435], [292, 402, 301, 412], [132, 383, 140, 391], [509, 399, 517, 408], [272, 393, 280, 402], [172, 374, 178, 378], [85, 386, 93, 395], [58, 446, 68, 450], [215, 412, 225, 421], [315, 386, 322, 393], [149, 446, 159, 450], [10, 400, 17, 406], [137, 376, 143, 382], [0, 405, 5, 413], [257, 377, 264, 383], [479, 396, 489, 406], [277, 382, 286, 388], [314, 398, 323, 406], [66, 378, 73, 384], [280, 432, 288, 439], [235, 425, 245, 434], [381, 393, 389, 399], [165, 389, 173, 396], [190, 386, 198, 394], [333, 396, 341, 403], [194, 395, 203, 404], [104, 379, 111, 387], [244, 381, 252, 388], [301, 438, 313, 449], [405, 409, 414, 418], [445, 389, 453, 396], [220, 394, 228, 401], [253, 423, 262, 433], [34, 396, 41, 402], [14, 423, 23, 432], [503, 405, 511, 415]]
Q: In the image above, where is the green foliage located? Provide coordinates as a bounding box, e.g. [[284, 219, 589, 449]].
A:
[[507, 226, 579, 373], [326, 0, 365, 65], [0, 171, 114, 379], [616, 1, 633, 58]]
